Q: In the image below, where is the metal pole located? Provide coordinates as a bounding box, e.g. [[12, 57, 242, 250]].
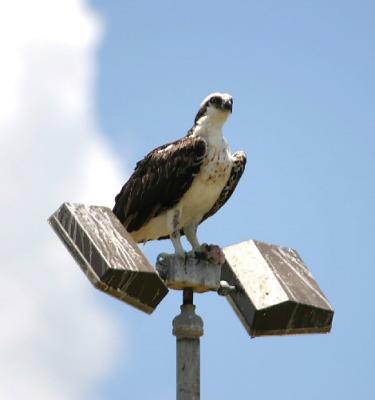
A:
[[173, 289, 204, 400]]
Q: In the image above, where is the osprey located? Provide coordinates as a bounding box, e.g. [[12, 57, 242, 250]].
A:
[[113, 93, 246, 258]]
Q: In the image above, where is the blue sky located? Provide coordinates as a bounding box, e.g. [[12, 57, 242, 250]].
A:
[[2, 1, 373, 399], [88, 1, 374, 399]]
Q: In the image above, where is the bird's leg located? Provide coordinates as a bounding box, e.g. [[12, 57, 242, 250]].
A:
[[169, 209, 187, 260], [170, 230, 185, 258], [184, 223, 208, 260], [184, 224, 201, 253], [185, 223, 225, 265]]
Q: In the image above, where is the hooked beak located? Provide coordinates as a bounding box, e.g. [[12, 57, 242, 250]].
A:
[[223, 98, 233, 113]]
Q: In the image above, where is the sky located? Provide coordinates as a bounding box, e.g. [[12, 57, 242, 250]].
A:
[[1, 0, 374, 399]]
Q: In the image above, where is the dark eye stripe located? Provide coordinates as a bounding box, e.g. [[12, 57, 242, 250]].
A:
[[210, 96, 222, 105]]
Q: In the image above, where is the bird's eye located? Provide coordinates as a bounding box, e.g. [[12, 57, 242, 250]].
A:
[[210, 96, 221, 106]]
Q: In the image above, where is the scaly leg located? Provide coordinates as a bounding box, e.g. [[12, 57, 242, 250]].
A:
[[185, 223, 225, 265], [170, 230, 185, 257], [185, 223, 210, 260], [168, 208, 186, 257], [184, 223, 201, 253]]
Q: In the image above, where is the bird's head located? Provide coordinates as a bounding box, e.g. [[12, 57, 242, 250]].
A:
[[194, 92, 233, 126]]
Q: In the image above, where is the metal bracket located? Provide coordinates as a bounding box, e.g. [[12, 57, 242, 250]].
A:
[[217, 280, 237, 296], [156, 252, 222, 293]]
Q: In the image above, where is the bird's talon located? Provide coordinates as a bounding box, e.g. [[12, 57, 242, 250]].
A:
[[204, 244, 226, 265], [194, 250, 208, 261]]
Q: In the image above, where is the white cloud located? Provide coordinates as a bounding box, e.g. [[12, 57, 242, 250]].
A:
[[0, 1, 126, 398]]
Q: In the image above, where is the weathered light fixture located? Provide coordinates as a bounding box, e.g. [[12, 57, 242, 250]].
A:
[[49, 202, 334, 400]]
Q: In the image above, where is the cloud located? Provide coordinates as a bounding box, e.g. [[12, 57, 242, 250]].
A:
[[0, 1, 125, 398]]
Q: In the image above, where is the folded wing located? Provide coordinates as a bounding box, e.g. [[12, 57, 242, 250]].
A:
[[113, 136, 207, 233], [202, 150, 247, 222]]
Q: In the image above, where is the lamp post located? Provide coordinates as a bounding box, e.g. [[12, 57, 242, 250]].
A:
[[173, 290, 203, 400], [49, 202, 334, 399]]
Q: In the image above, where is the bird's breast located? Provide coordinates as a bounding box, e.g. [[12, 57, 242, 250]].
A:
[[178, 144, 232, 226], [201, 146, 231, 182]]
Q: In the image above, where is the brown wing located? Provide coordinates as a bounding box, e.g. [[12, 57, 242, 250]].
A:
[[201, 150, 247, 222], [113, 136, 207, 233]]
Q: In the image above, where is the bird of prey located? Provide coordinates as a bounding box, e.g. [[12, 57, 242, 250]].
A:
[[113, 92, 246, 259]]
